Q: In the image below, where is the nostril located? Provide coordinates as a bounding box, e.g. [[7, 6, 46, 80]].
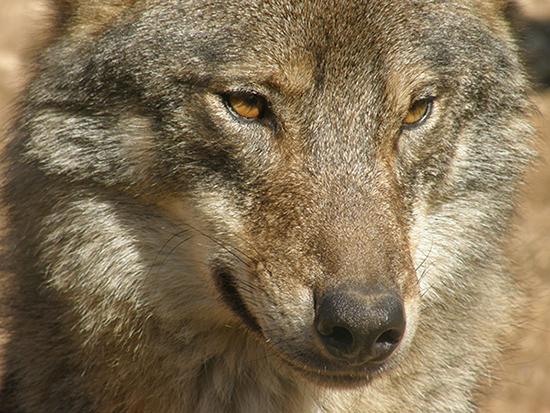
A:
[[371, 328, 403, 361], [376, 328, 402, 346], [320, 325, 354, 352]]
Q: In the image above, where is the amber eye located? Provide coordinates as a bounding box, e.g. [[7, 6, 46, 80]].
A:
[[403, 97, 433, 128], [225, 92, 267, 121]]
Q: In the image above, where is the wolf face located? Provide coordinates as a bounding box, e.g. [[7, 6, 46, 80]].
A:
[[2, 0, 535, 412]]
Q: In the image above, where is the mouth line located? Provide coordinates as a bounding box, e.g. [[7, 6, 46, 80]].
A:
[[277, 355, 380, 388], [213, 267, 262, 333]]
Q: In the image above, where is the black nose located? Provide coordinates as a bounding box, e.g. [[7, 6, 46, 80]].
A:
[[315, 288, 405, 365]]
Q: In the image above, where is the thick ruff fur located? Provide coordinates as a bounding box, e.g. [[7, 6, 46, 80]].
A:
[[0, 1, 535, 412]]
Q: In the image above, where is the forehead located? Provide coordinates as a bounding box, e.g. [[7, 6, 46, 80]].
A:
[[138, 0, 495, 88], [163, 1, 413, 65]]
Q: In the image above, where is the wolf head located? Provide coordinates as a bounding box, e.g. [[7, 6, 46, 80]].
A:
[[8, 0, 534, 408]]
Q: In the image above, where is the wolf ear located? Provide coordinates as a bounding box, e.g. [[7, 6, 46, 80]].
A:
[[49, 0, 73, 24], [471, 0, 513, 10], [469, 0, 516, 17], [468, 0, 521, 37]]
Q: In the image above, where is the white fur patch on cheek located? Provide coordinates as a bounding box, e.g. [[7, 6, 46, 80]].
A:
[[411, 198, 484, 300], [410, 200, 447, 299], [194, 191, 246, 235], [157, 198, 216, 263], [118, 114, 156, 171], [158, 194, 246, 261]]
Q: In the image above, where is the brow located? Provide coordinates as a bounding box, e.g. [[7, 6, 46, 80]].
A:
[[263, 62, 316, 98]]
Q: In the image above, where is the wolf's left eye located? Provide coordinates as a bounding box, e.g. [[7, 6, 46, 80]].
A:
[[224, 92, 267, 121], [403, 97, 434, 128]]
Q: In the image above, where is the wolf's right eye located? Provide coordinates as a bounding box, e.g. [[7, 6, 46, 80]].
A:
[[403, 97, 434, 129], [224, 92, 267, 121]]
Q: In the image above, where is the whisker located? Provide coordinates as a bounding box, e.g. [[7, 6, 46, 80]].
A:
[[144, 229, 191, 279], [182, 222, 255, 267]]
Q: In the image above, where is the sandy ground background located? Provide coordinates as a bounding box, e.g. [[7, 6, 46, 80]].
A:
[[0, 1, 548, 412]]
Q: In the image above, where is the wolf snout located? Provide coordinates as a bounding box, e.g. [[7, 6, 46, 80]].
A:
[[314, 288, 406, 366]]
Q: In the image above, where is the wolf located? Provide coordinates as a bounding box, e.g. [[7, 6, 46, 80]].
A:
[[0, 0, 535, 412]]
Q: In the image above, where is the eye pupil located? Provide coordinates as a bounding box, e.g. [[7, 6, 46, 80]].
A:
[[226, 93, 265, 120]]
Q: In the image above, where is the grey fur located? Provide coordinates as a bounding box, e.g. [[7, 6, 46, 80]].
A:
[[0, 1, 536, 412]]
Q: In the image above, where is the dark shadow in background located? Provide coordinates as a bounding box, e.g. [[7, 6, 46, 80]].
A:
[[516, 17, 550, 90]]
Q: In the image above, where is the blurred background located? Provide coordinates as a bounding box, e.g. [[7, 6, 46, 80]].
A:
[[0, 1, 548, 412]]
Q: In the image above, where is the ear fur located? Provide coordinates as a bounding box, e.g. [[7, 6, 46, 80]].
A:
[[467, 0, 520, 39]]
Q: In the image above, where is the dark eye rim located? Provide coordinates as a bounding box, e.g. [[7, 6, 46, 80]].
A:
[[221, 91, 269, 122], [402, 97, 435, 130]]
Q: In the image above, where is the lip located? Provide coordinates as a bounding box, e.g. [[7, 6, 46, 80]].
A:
[[275, 352, 386, 388], [213, 267, 262, 333]]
